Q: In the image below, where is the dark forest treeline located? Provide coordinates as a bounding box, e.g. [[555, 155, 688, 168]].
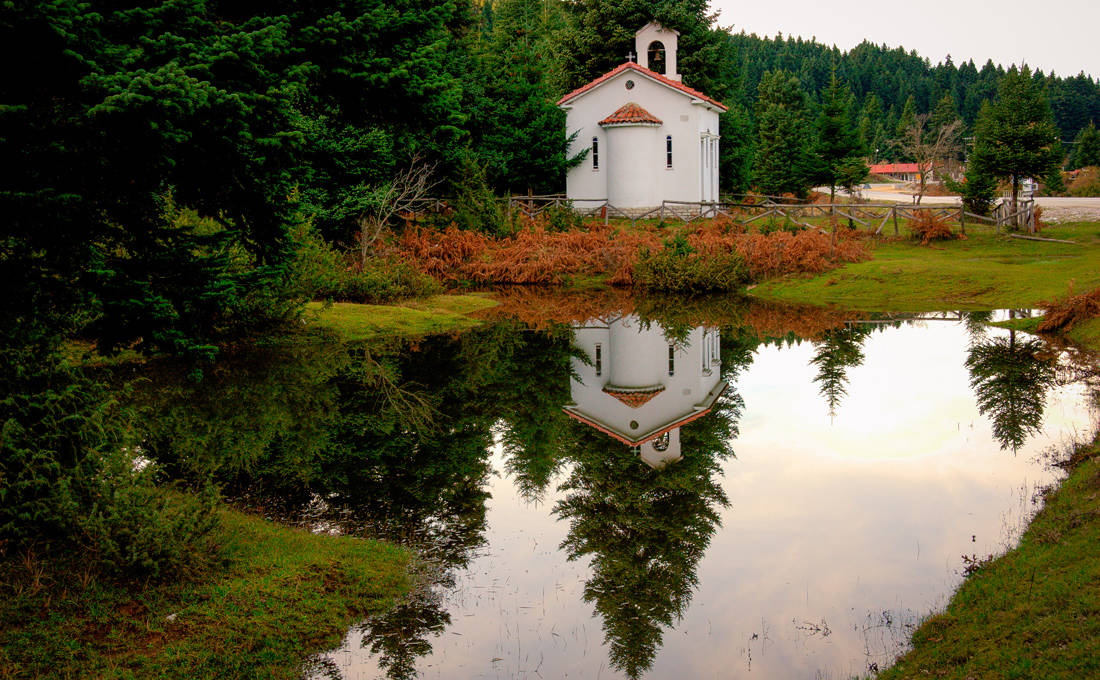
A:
[[726, 32, 1100, 143]]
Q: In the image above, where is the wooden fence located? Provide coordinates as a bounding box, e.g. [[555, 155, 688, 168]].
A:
[[659, 198, 1040, 236], [402, 195, 1043, 236]]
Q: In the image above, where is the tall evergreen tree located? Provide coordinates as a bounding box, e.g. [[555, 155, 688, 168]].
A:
[[467, 0, 580, 194], [752, 70, 814, 197], [969, 66, 1062, 222], [719, 103, 755, 194], [895, 95, 918, 140], [814, 73, 867, 201]]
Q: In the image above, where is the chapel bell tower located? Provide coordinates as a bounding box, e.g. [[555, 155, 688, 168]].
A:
[[635, 22, 680, 82]]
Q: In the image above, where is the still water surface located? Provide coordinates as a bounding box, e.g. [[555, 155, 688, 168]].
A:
[[107, 300, 1085, 679], [277, 303, 1099, 680]]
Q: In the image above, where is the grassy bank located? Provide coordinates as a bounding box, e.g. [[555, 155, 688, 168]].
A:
[[0, 508, 412, 679], [307, 293, 499, 341], [878, 432, 1100, 679], [752, 225, 1100, 310]]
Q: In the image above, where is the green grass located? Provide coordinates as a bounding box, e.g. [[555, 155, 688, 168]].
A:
[[988, 316, 1043, 334], [1067, 317, 1100, 350], [0, 508, 412, 679], [307, 293, 499, 341], [878, 434, 1100, 680], [752, 225, 1100, 311]]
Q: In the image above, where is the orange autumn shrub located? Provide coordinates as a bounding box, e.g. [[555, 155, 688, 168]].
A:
[[1038, 285, 1100, 333], [908, 209, 958, 244], [394, 220, 869, 288]]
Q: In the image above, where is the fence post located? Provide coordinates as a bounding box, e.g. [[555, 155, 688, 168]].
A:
[[892, 206, 899, 236], [959, 207, 965, 235]]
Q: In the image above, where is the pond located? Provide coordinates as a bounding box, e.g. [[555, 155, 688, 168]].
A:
[[120, 298, 1098, 680]]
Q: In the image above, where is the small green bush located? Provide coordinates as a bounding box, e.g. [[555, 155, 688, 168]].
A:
[[544, 203, 584, 232], [450, 159, 511, 235], [288, 220, 440, 303], [757, 217, 805, 235], [633, 234, 748, 293], [64, 453, 220, 579], [339, 259, 441, 302]]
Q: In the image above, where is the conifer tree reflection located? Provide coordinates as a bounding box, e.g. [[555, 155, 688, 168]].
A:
[[492, 323, 579, 502], [554, 318, 750, 678], [810, 323, 872, 417], [961, 310, 994, 344], [356, 590, 451, 680], [330, 326, 577, 677], [554, 413, 735, 678], [965, 327, 1058, 451]]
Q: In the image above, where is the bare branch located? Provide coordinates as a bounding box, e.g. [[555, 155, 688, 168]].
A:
[[896, 114, 962, 205], [356, 154, 439, 268]]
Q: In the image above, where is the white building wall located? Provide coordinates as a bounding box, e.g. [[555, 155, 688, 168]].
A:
[[606, 125, 660, 209], [563, 70, 721, 210]]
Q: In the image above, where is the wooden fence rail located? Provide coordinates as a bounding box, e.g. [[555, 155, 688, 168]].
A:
[[400, 195, 1040, 237]]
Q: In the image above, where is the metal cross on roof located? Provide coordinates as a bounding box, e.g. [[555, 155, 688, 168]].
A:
[[626, 50, 636, 62]]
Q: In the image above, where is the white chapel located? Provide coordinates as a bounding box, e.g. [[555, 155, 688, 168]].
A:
[[558, 22, 727, 212], [564, 315, 727, 468]]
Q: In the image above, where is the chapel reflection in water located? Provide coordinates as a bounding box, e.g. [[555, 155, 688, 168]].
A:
[[552, 314, 747, 677]]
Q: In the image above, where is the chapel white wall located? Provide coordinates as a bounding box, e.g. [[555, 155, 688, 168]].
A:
[[564, 71, 720, 210]]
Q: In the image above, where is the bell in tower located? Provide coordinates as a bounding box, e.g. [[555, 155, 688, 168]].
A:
[[634, 22, 680, 82]]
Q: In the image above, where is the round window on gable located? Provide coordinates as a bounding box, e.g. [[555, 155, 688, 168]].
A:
[[625, 79, 635, 90]]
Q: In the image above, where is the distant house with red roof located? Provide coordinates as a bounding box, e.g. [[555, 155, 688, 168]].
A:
[[869, 162, 935, 183], [558, 23, 727, 212]]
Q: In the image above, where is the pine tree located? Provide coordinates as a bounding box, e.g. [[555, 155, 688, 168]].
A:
[[896, 95, 918, 139], [857, 93, 885, 157], [969, 66, 1062, 225], [719, 103, 755, 194], [931, 93, 962, 135], [814, 73, 867, 201], [467, 0, 580, 195], [558, 0, 726, 97], [752, 71, 814, 197], [1070, 121, 1100, 169]]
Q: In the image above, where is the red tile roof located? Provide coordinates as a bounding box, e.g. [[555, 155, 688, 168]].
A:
[[557, 61, 728, 112], [869, 163, 928, 174], [598, 102, 662, 127], [602, 384, 665, 407], [562, 382, 728, 448]]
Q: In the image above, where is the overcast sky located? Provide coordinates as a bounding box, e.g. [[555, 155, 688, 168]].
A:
[[711, 0, 1100, 79]]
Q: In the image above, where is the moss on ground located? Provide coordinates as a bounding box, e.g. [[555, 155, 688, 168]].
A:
[[307, 293, 498, 341], [0, 508, 412, 679], [751, 226, 1100, 311]]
